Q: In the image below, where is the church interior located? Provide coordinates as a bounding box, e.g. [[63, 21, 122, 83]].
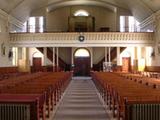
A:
[[0, 0, 160, 120]]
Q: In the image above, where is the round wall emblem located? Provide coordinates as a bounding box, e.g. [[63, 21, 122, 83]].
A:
[[79, 35, 85, 42]]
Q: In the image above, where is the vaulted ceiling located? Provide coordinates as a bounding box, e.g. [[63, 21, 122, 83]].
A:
[[0, 0, 160, 23]]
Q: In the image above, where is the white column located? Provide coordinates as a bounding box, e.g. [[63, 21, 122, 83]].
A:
[[137, 47, 141, 60], [71, 48, 74, 65], [137, 47, 142, 71], [43, 47, 47, 66], [15, 47, 18, 66], [108, 47, 111, 63], [117, 47, 120, 66], [105, 47, 108, 62], [90, 48, 93, 68], [56, 47, 59, 67], [53, 47, 55, 71]]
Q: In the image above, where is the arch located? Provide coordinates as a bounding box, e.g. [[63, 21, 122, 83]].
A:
[[74, 10, 89, 16], [47, 0, 116, 12], [73, 48, 91, 76], [32, 51, 43, 58], [74, 48, 90, 57]]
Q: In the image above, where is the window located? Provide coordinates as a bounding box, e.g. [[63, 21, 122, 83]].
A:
[[27, 16, 44, 33], [75, 48, 90, 57], [28, 17, 36, 33], [22, 22, 27, 32], [39, 16, 44, 32], [120, 16, 140, 32], [74, 10, 89, 16]]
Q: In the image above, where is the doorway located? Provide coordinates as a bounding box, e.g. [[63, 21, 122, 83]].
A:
[[122, 57, 131, 72], [74, 48, 91, 76], [33, 57, 42, 72]]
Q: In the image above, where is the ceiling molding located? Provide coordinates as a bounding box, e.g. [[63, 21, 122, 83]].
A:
[[8, 15, 24, 29], [139, 14, 155, 29], [46, 0, 118, 12], [0, 9, 8, 20], [0, 9, 23, 29]]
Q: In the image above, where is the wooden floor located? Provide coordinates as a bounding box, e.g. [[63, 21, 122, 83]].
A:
[[52, 77, 111, 120]]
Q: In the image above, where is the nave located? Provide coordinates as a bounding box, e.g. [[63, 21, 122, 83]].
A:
[[53, 77, 111, 120]]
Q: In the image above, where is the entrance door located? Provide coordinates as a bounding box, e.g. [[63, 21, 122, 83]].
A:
[[122, 57, 131, 72], [74, 48, 91, 76], [33, 57, 42, 72], [74, 57, 90, 76]]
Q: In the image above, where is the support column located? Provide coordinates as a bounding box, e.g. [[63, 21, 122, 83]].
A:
[[108, 47, 111, 63], [53, 47, 55, 72], [105, 47, 108, 62], [90, 48, 93, 69], [43, 47, 47, 66], [71, 48, 74, 65], [71, 47, 74, 71], [18, 47, 30, 72], [117, 47, 120, 66], [14, 47, 18, 66], [56, 47, 59, 71], [137, 47, 145, 71]]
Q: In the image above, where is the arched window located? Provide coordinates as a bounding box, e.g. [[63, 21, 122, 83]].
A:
[[75, 48, 90, 57], [74, 10, 89, 16], [33, 52, 43, 58]]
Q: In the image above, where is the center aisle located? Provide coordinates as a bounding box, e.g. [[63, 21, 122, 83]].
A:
[[53, 77, 110, 120]]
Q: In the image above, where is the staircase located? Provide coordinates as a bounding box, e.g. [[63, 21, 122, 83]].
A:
[[53, 77, 110, 120], [93, 47, 126, 71], [37, 47, 70, 71]]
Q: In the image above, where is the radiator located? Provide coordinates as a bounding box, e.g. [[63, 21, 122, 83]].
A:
[[128, 104, 160, 120], [0, 104, 30, 120]]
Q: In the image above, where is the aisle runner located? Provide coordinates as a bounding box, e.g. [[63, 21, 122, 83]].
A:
[[53, 77, 110, 120]]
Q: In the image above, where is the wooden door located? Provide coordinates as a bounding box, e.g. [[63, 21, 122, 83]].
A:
[[122, 57, 131, 72], [74, 57, 90, 76], [33, 57, 42, 72]]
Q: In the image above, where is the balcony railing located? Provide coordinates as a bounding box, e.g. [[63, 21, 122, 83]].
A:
[[9, 32, 154, 47]]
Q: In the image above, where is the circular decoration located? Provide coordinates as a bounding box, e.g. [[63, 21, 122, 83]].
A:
[[79, 35, 85, 42]]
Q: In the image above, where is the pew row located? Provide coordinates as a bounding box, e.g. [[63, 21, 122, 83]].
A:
[[0, 72, 72, 120], [91, 72, 160, 120], [117, 72, 160, 89]]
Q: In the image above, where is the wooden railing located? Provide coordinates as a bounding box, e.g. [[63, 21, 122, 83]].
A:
[[9, 32, 154, 47]]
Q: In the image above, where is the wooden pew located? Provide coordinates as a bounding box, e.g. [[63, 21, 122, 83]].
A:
[[0, 72, 72, 120], [92, 72, 160, 120], [0, 94, 45, 120]]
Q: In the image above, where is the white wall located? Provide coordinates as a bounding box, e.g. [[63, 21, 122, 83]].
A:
[[59, 47, 71, 64], [0, 15, 12, 67], [93, 47, 105, 64]]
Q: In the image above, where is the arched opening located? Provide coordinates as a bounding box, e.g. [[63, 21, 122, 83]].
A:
[[74, 48, 91, 76], [69, 9, 94, 32], [74, 10, 89, 16], [75, 48, 90, 57], [32, 52, 42, 72]]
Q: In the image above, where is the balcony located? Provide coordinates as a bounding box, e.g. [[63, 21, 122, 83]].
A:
[[9, 32, 154, 47]]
